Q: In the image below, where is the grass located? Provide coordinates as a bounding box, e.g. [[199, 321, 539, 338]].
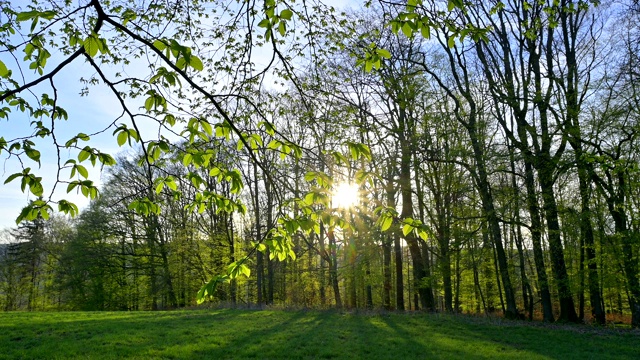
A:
[[0, 309, 638, 359]]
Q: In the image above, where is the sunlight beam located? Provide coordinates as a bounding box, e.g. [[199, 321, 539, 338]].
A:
[[333, 182, 359, 209]]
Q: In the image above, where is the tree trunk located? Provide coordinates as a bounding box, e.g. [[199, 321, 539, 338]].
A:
[[254, 162, 264, 307], [386, 171, 404, 311], [265, 177, 275, 305], [468, 122, 518, 319], [538, 162, 578, 322], [399, 128, 434, 311], [394, 229, 405, 311], [226, 214, 237, 306], [522, 159, 555, 322], [383, 234, 392, 310], [606, 177, 640, 328], [327, 227, 342, 309]]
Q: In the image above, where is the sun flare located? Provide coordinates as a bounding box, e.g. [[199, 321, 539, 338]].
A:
[[333, 182, 359, 209]]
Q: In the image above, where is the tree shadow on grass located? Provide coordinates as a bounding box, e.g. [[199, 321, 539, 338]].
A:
[[378, 313, 640, 360], [1, 310, 639, 359]]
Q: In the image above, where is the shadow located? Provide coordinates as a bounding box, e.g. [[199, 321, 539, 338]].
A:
[[1, 309, 639, 359]]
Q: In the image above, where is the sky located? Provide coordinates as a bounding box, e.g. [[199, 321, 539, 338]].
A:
[[0, 58, 122, 230], [0, 0, 360, 232]]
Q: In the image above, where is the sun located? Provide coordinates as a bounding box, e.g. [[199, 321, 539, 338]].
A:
[[332, 182, 359, 209]]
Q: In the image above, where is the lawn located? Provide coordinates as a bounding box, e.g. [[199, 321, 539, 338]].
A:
[[0, 309, 638, 359]]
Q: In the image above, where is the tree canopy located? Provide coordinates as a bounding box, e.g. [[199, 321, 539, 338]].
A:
[[2, 0, 640, 328]]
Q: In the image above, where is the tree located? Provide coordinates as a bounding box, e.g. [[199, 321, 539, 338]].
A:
[[4, 0, 640, 328]]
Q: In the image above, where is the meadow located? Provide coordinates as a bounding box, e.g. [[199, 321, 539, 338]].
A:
[[0, 309, 638, 359]]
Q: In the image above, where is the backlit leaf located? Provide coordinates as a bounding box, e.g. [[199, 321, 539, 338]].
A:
[[381, 216, 393, 231], [402, 223, 413, 236], [280, 9, 293, 20], [0, 60, 8, 78]]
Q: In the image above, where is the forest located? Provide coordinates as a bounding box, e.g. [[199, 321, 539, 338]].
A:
[[0, 0, 639, 329]]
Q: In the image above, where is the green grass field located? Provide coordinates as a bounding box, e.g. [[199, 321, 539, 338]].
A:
[[0, 309, 638, 359]]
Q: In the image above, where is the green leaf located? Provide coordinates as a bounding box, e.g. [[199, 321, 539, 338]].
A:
[[40, 207, 50, 220], [117, 131, 128, 146], [0, 60, 8, 78], [83, 35, 101, 57], [196, 275, 228, 304], [402, 22, 413, 38], [199, 120, 212, 136], [58, 200, 79, 217], [144, 96, 154, 111], [240, 264, 251, 277], [365, 60, 373, 73], [4, 172, 22, 185], [209, 167, 221, 177], [304, 171, 316, 182], [377, 49, 391, 59], [349, 146, 358, 160], [78, 148, 90, 162], [67, 181, 78, 193], [190, 56, 204, 71], [16, 205, 37, 224], [280, 9, 293, 20], [420, 24, 431, 39], [153, 39, 167, 51], [402, 223, 413, 236], [381, 216, 393, 231], [29, 180, 43, 197], [267, 139, 281, 150], [165, 177, 177, 191], [25, 148, 41, 164], [258, 19, 271, 28], [447, 35, 455, 48], [260, 121, 275, 135], [448, 0, 464, 10], [76, 165, 88, 179]]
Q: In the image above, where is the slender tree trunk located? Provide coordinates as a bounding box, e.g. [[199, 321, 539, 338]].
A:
[[397, 106, 434, 311], [607, 186, 640, 327], [383, 234, 392, 310], [454, 247, 462, 313], [254, 163, 264, 307], [579, 234, 585, 321], [147, 221, 158, 310], [519, 153, 554, 321], [157, 226, 177, 308], [467, 121, 518, 319], [441, 244, 453, 312], [492, 239, 506, 314], [394, 229, 405, 311], [558, 0, 604, 325], [538, 163, 578, 322], [227, 214, 237, 306], [319, 229, 327, 307], [386, 172, 404, 311], [365, 260, 373, 309], [348, 233, 357, 308], [399, 136, 434, 311], [265, 178, 274, 305], [327, 227, 342, 309]]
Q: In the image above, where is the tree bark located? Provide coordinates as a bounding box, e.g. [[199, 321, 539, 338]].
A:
[[399, 115, 434, 311]]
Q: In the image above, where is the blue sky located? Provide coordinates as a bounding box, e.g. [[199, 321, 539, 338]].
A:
[[0, 54, 124, 230]]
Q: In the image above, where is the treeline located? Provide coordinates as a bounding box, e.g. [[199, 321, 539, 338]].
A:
[[1, 0, 640, 327]]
